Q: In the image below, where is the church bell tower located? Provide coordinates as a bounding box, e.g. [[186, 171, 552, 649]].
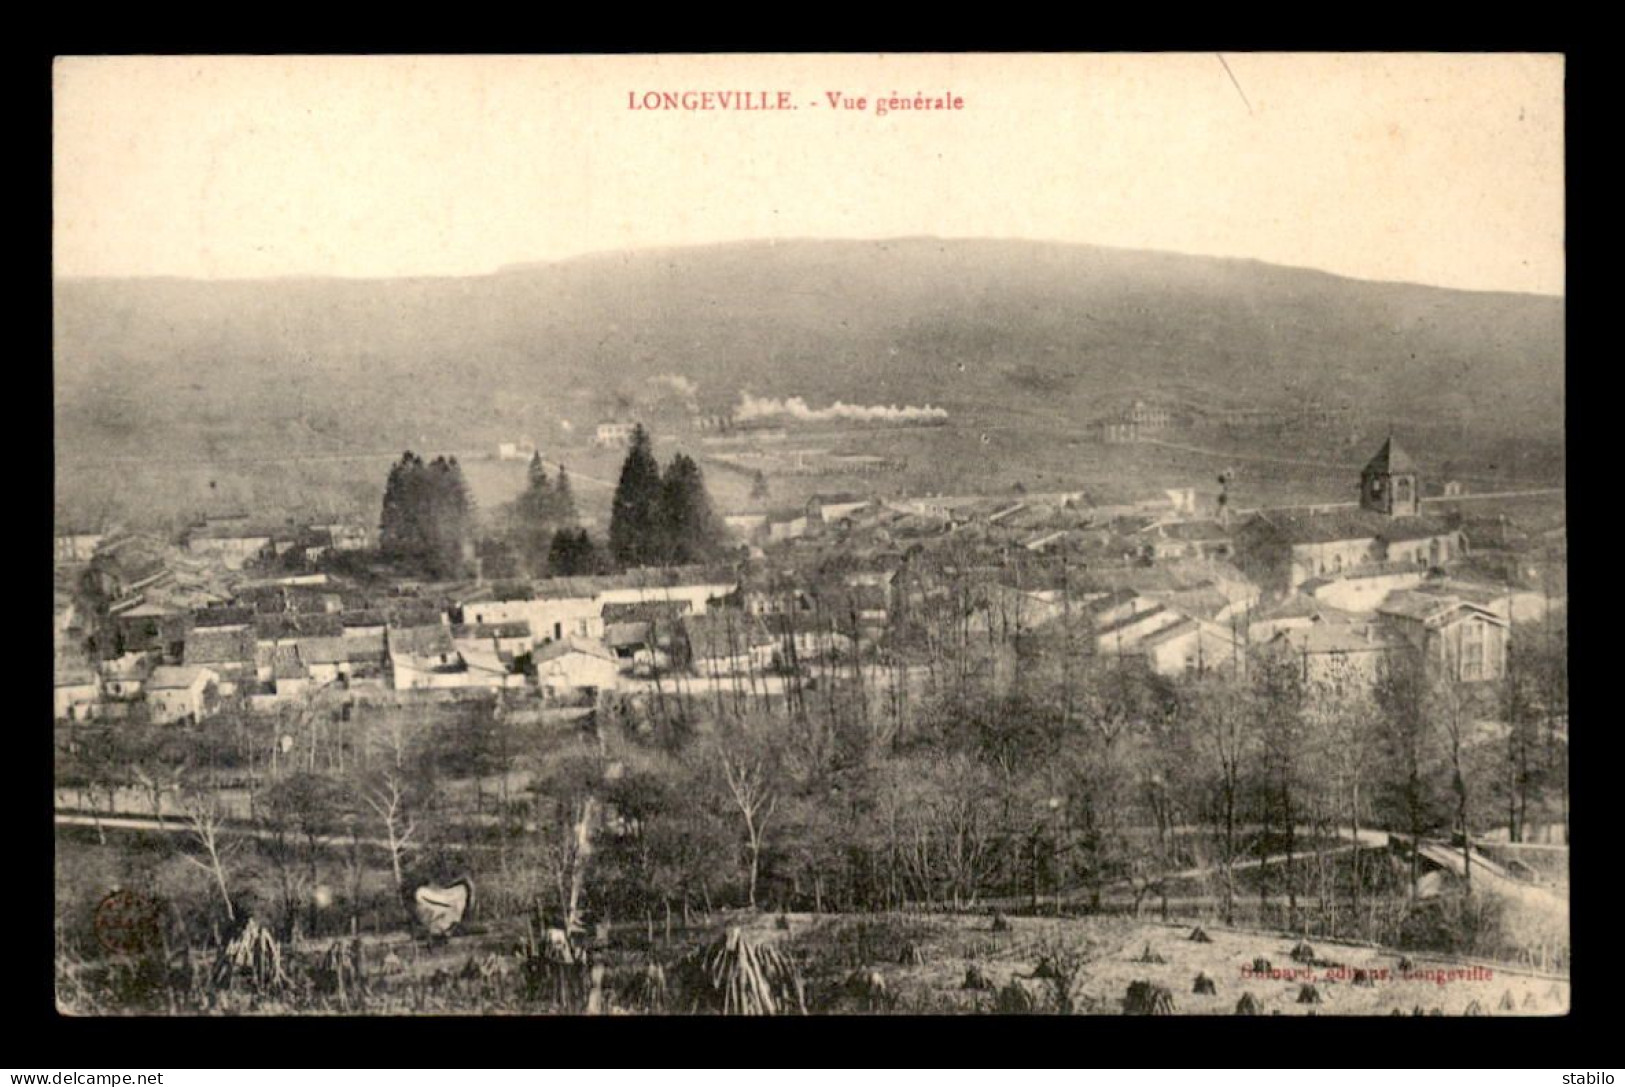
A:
[[1360, 435, 1420, 517]]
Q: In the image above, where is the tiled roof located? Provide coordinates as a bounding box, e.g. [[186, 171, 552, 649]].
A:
[[1379, 518, 1458, 543], [1143, 520, 1232, 542], [1084, 588, 1141, 615], [536, 636, 615, 663], [118, 602, 179, 619], [531, 565, 731, 600], [1095, 604, 1170, 640], [1256, 593, 1337, 622], [766, 612, 851, 637], [1249, 509, 1452, 546], [388, 624, 456, 658], [271, 645, 309, 680], [148, 664, 213, 690], [453, 620, 532, 640], [1375, 590, 1502, 625], [683, 613, 776, 653], [1415, 578, 1511, 609], [1136, 616, 1199, 649], [601, 600, 692, 624], [604, 622, 652, 649], [1363, 436, 1419, 475], [194, 605, 258, 628], [1143, 585, 1232, 621], [183, 626, 256, 665], [1270, 622, 1404, 655], [253, 613, 345, 640], [298, 634, 387, 664]]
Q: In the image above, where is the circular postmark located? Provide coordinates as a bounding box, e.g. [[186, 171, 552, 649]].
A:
[[94, 888, 164, 956]]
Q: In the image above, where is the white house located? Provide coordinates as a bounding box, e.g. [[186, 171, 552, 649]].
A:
[[768, 614, 858, 666], [594, 421, 638, 447], [387, 625, 465, 690], [768, 513, 809, 541], [146, 665, 219, 724], [1094, 604, 1188, 656], [98, 652, 155, 702], [453, 620, 535, 658], [683, 613, 777, 675], [185, 525, 274, 570], [1136, 618, 1243, 678], [297, 634, 389, 687], [470, 572, 737, 646], [1376, 591, 1510, 683], [54, 531, 104, 564], [536, 637, 620, 696], [497, 440, 537, 461], [1301, 563, 1428, 614], [54, 668, 100, 722], [807, 493, 873, 524]]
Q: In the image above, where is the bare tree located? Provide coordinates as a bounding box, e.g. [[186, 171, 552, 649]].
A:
[[180, 793, 237, 922], [718, 741, 778, 910], [1187, 672, 1254, 925], [361, 770, 416, 893]]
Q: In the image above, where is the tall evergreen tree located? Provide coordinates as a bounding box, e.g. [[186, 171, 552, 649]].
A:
[[609, 424, 662, 569], [380, 451, 430, 563], [551, 464, 579, 527], [657, 453, 724, 565], [513, 453, 556, 575], [520, 452, 553, 523], [425, 455, 475, 579]]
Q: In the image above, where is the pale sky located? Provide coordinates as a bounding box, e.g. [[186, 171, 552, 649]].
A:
[[53, 53, 1565, 294]]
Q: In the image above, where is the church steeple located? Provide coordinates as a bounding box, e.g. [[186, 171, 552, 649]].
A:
[[1360, 435, 1420, 517]]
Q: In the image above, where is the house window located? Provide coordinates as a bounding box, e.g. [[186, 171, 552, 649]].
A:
[[554, 622, 563, 641], [1460, 621, 1486, 681]]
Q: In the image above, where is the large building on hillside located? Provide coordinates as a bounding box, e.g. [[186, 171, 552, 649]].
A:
[[1235, 437, 1464, 596]]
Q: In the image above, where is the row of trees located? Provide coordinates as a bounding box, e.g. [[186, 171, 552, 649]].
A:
[[481, 429, 730, 580], [608, 425, 728, 569]]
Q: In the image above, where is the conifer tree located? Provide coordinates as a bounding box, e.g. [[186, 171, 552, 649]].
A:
[[657, 453, 724, 565], [513, 453, 557, 575], [552, 464, 579, 527], [609, 424, 662, 568]]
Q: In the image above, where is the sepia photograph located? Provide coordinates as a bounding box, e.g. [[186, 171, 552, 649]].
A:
[[51, 52, 1566, 1018]]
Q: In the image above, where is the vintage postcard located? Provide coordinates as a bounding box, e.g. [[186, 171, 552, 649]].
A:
[[52, 53, 1566, 1016]]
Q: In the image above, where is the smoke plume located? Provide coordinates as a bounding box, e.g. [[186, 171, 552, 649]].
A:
[[735, 392, 948, 424]]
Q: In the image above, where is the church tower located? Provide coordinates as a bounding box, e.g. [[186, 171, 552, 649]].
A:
[[1360, 435, 1420, 517]]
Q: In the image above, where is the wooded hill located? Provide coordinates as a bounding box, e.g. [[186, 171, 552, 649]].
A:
[[55, 237, 1564, 464]]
